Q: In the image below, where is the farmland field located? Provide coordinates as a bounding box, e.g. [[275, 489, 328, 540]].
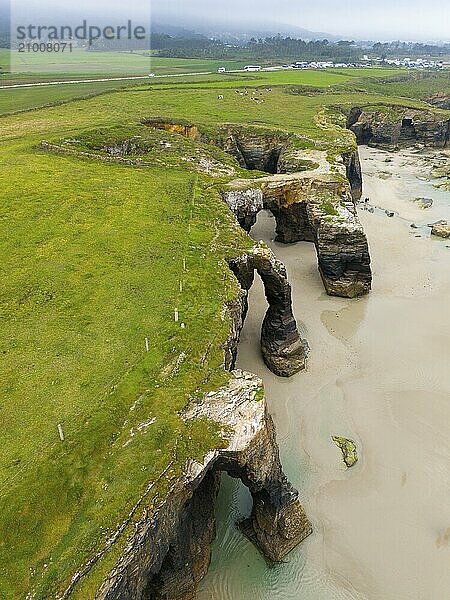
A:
[[0, 62, 406, 116]]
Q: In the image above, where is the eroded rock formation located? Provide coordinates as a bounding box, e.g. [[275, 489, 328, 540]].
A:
[[343, 149, 363, 201], [431, 222, 450, 238], [428, 93, 450, 111], [223, 150, 372, 299], [141, 118, 371, 298], [95, 372, 312, 600], [143, 120, 321, 176], [229, 244, 309, 377], [347, 106, 450, 148], [223, 188, 264, 232], [220, 129, 288, 173], [265, 174, 371, 298]]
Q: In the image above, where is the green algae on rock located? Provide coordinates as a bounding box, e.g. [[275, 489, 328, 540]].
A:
[[332, 436, 359, 468]]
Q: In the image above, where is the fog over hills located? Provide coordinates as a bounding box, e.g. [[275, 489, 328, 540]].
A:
[[1, 0, 449, 43], [152, 19, 340, 43], [152, 0, 450, 42]]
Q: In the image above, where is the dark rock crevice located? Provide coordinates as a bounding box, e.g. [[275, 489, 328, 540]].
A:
[[143, 472, 220, 600], [219, 130, 289, 174], [232, 136, 285, 173], [143, 118, 292, 175], [343, 150, 363, 201], [348, 106, 450, 149]]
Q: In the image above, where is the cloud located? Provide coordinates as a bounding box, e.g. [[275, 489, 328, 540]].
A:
[[9, 0, 449, 40]]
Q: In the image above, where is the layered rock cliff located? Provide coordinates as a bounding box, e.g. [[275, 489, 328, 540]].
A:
[[347, 106, 450, 148], [228, 244, 309, 377], [31, 114, 371, 600], [141, 117, 372, 299], [428, 93, 450, 111], [94, 371, 312, 600], [80, 242, 312, 599], [223, 149, 372, 299]]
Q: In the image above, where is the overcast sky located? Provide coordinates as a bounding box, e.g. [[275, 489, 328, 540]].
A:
[[153, 0, 450, 41], [7, 0, 450, 41]]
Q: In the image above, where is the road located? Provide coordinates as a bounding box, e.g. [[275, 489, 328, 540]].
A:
[[0, 69, 263, 90]]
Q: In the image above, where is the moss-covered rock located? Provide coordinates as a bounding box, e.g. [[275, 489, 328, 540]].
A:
[[332, 436, 358, 468]]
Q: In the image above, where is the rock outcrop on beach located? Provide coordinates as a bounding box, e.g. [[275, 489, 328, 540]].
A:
[[332, 436, 359, 468], [95, 372, 312, 600], [347, 106, 450, 148], [229, 245, 309, 377], [431, 221, 450, 238], [263, 175, 371, 298], [223, 150, 372, 299]]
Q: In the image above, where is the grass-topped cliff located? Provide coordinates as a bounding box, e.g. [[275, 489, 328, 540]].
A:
[[0, 65, 449, 598]]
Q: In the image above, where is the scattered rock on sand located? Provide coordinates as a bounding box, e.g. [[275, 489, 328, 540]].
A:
[[415, 197, 433, 209], [332, 436, 358, 468], [431, 222, 450, 239], [385, 210, 395, 217]]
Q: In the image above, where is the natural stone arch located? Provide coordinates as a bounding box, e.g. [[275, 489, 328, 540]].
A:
[[95, 372, 312, 600], [228, 244, 309, 377]]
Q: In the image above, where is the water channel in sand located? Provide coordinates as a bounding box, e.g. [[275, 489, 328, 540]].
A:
[[197, 147, 450, 600]]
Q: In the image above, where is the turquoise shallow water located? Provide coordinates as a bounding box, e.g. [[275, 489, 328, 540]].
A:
[[196, 475, 366, 600], [197, 148, 450, 600]]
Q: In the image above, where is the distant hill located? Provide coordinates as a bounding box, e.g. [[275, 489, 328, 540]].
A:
[[151, 16, 340, 44], [151, 22, 204, 39]]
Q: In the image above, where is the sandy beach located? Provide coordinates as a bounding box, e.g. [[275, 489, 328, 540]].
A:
[[197, 147, 450, 600]]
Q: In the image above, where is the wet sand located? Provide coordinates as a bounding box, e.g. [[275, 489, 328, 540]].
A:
[[197, 148, 450, 600]]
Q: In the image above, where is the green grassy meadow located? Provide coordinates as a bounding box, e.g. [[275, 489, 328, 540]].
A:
[[5, 49, 244, 78], [0, 126, 253, 599], [0, 64, 406, 117], [0, 79, 150, 115], [0, 64, 449, 597]]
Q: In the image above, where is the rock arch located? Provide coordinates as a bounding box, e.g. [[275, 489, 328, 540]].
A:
[[95, 372, 313, 600], [228, 244, 309, 378]]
